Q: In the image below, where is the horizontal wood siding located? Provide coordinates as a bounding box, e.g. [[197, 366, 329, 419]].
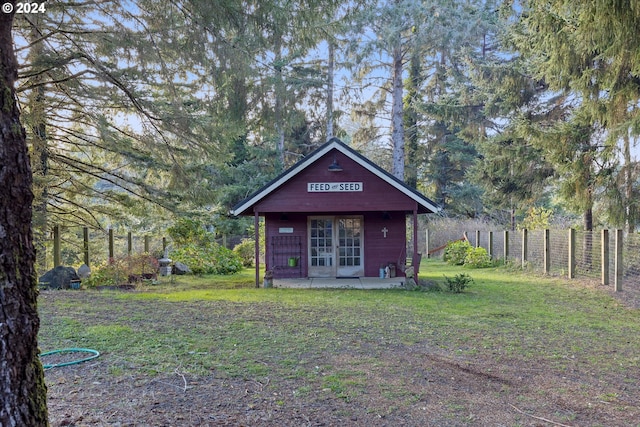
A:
[[255, 150, 416, 213]]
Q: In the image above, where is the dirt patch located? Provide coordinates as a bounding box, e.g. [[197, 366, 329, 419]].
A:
[[41, 290, 639, 426]]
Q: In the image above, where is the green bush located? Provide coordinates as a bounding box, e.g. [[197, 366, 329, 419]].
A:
[[444, 273, 473, 293], [443, 240, 472, 265], [82, 253, 159, 288], [233, 238, 255, 267], [167, 218, 212, 246], [464, 246, 493, 268], [171, 242, 243, 275]]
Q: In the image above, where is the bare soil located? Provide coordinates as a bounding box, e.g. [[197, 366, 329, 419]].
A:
[[42, 290, 640, 427]]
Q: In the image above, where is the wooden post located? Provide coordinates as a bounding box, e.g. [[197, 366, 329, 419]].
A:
[[53, 225, 61, 267], [543, 229, 550, 274], [127, 231, 133, 256], [488, 231, 494, 259], [521, 228, 528, 269], [475, 230, 481, 248], [162, 237, 167, 252], [504, 230, 509, 260], [144, 235, 150, 253], [614, 229, 623, 292], [413, 209, 419, 279], [108, 228, 114, 262], [425, 229, 430, 259], [601, 229, 609, 286], [568, 228, 576, 279], [255, 210, 260, 288], [83, 227, 90, 266]]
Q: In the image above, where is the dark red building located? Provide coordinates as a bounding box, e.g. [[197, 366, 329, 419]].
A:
[[231, 138, 440, 286]]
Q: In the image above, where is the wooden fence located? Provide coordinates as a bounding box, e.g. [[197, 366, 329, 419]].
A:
[[50, 225, 168, 269], [426, 228, 640, 293]]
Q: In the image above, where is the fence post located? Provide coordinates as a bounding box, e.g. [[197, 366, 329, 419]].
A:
[[475, 230, 481, 248], [568, 228, 576, 279], [504, 230, 509, 260], [544, 229, 550, 274], [53, 225, 61, 267], [614, 229, 623, 292], [108, 228, 114, 261], [127, 231, 133, 256], [488, 231, 494, 259], [521, 229, 528, 269], [144, 235, 150, 253], [601, 229, 609, 286], [83, 227, 90, 266], [425, 229, 430, 258]]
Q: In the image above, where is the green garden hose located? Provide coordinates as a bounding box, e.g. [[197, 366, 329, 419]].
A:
[[39, 348, 100, 369]]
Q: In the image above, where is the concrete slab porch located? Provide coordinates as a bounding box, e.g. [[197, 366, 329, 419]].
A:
[[272, 277, 406, 289]]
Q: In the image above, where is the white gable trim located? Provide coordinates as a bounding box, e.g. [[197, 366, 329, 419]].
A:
[[231, 139, 441, 215]]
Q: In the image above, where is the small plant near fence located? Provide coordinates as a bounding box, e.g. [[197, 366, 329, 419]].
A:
[[443, 273, 473, 293]]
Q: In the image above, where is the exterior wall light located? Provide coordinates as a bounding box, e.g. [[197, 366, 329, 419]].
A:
[[328, 156, 343, 171]]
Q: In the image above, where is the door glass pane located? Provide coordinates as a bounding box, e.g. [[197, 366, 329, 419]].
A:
[[310, 219, 333, 268], [338, 218, 362, 271]]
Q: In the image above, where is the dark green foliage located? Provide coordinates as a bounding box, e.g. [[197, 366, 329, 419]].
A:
[[171, 243, 243, 276], [83, 254, 159, 288], [233, 238, 255, 267], [463, 247, 492, 269], [443, 240, 472, 266], [443, 273, 473, 293], [167, 218, 210, 247], [167, 218, 243, 275]]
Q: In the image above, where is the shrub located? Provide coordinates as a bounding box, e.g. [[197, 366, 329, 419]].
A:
[[444, 273, 473, 293], [443, 240, 472, 265], [82, 253, 159, 288], [167, 218, 212, 246], [464, 247, 493, 268], [171, 242, 243, 275], [233, 238, 255, 267]]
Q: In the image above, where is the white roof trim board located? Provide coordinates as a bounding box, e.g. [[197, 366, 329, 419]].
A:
[[231, 138, 441, 216]]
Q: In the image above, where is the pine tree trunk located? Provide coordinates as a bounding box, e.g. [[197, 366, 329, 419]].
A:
[[274, 36, 285, 168], [391, 43, 404, 181], [326, 41, 335, 141], [28, 15, 50, 274], [623, 132, 635, 234], [404, 49, 420, 189], [0, 5, 49, 425]]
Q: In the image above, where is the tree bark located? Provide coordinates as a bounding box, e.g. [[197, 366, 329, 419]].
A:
[[326, 41, 335, 141], [0, 4, 49, 425], [391, 43, 404, 181]]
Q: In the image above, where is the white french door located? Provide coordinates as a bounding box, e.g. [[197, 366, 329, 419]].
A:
[[308, 216, 363, 277]]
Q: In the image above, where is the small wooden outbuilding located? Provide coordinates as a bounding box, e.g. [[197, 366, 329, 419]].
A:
[[231, 138, 441, 287]]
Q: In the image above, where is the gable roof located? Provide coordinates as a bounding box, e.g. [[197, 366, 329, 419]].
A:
[[231, 138, 441, 216]]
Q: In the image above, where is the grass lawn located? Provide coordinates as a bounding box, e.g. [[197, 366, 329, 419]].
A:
[[38, 259, 640, 426]]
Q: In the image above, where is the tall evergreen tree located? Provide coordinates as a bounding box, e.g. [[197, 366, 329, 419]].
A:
[[0, 4, 48, 424], [512, 0, 640, 230]]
